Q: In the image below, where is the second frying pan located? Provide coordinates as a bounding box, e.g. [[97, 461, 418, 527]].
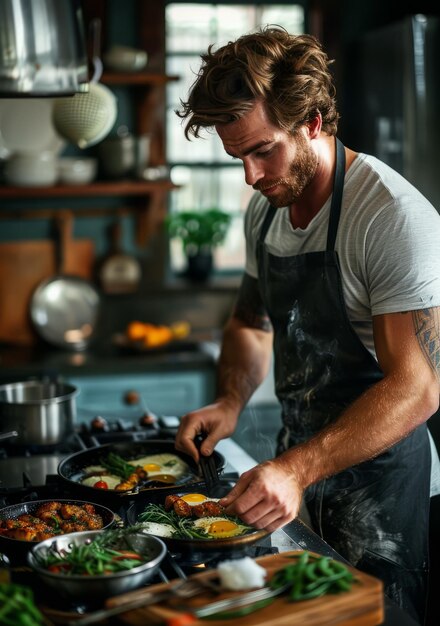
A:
[[30, 211, 100, 351]]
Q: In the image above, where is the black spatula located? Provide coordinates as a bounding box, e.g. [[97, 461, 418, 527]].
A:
[[195, 433, 224, 498]]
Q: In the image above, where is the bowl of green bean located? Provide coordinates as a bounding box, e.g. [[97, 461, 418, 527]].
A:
[[27, 527, 167, 608]]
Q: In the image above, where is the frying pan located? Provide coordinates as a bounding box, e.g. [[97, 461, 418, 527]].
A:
[[0, 498, 115, 565], [125, 481, 270, 561], [57, 440, 225, 505], [30, 211, 100, 351]]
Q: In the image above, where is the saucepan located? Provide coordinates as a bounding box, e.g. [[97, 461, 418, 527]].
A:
[[0, 380, 78, 446], [57, 440, 225, 505]]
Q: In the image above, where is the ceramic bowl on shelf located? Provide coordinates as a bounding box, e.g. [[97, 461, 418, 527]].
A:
[[4, 151, 58, 187], [57, 157, 98, 185], [103, 45, 148, 72]]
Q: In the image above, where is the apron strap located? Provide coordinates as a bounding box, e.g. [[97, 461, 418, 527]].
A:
[[326, 137, 346, 252], [258, 137, 345, 253], [257, 203, 276, 263], [258, 204, 277, 246]]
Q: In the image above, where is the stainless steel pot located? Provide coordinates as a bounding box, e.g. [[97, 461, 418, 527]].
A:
[[0, 380, 78, 446], [0, 0, 88, 97]]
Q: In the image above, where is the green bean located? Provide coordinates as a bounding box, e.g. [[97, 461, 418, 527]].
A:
[[290, 552, 310, 600], [304, 560, 320, 582], [267, 551, 356, 603], [295, 581, 332, 600], [304, 570, 350, 592], [335, 578, 353, 591], [0, 584, 46, 626], [317, 556, 333, 576]]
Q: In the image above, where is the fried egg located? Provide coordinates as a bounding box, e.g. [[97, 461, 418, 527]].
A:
[[139, 522, 176, 538], [192, 516, 251, 539], [179, 493, 219, 506], [128, 453, 190, 481]]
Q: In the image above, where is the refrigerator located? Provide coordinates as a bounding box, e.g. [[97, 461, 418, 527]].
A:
[[355, 14, 440, 213]]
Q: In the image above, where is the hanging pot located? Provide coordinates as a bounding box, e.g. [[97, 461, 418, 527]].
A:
[[0, 0, 88, 97]]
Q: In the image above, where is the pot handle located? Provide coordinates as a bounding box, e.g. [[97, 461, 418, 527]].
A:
[[0, 431, 18, 441], [55, 210, 74, 274]]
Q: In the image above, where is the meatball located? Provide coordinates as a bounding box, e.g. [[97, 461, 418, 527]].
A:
[[192, 501, 225, 518]]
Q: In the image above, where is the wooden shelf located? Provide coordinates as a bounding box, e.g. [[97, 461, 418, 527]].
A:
[[101, 72, 179, 86], [0, 179, 178, 198]]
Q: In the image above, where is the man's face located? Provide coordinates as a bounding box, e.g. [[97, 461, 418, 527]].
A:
[[216, 101, 318, 208]]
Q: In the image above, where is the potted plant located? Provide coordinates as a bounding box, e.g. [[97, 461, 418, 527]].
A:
[[166, 208, 232, 281]]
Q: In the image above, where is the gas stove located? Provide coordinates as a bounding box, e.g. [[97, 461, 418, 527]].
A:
[[0, 413, 183, 489], [1, 419, 302, 620]]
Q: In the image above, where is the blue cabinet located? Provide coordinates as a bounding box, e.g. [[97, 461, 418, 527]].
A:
[[67, 370, 215, 424]]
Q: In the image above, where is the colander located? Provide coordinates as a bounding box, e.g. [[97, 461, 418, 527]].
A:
[[52, 82, 117, 149], [51, 18, 117, 150]]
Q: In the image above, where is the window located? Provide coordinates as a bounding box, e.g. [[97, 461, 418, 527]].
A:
[[166, 3, 305, 273]]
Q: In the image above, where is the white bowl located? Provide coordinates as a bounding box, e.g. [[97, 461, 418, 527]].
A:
[[58, 157, 98, 185], [103, 45, 148, 72], [4, 151, 58, 187]]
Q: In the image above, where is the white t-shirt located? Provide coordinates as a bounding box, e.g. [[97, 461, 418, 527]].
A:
[[244, 153, 440, 496]]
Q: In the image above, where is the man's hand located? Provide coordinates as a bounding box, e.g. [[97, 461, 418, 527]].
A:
[[174, 402, 239, 462], [219, 458, 304, 532]]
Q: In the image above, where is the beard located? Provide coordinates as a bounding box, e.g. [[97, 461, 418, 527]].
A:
[[254, 133, 318, 208]]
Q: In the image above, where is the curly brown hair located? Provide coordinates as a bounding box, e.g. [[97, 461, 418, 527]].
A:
[[177, 26, 339, 140]]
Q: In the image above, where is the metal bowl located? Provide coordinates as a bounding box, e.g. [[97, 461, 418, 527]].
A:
[[28, 530, 167, 608], [0, 499, 115, 565]]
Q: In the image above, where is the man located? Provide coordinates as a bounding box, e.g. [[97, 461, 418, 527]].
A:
[[174, 26, 440, 623]]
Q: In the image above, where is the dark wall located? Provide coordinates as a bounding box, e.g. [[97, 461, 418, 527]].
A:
[[310, 0, 440, 147]]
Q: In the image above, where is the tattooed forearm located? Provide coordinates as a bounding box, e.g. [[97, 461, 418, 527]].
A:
[[412, 308, 440, 378], [233, 274, 273, 331]]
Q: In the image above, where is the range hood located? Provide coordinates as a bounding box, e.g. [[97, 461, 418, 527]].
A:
[[0, 0, 89, 97]]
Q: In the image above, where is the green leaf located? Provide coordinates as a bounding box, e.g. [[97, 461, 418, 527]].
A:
[[165, 209, 232, 252]]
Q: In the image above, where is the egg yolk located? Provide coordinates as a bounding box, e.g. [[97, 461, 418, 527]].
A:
[[181, 493, 208, 504], [208, 520, 238, 535], [143, 463, 162, 472]]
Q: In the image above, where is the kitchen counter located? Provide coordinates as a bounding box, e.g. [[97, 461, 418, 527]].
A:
[[0, 339, 219, 381], [0, 438, 418, 626], [217, 439, 419, 626]]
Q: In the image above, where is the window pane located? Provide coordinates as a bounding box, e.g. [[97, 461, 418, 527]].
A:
[[169, 165, 252, 214], [169, 165, 254, 273], [166, 3, 305, 273]]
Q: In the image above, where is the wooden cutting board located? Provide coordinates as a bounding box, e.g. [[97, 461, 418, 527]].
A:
[[0, 228, 95, 345], [106, 551, 384, 626]]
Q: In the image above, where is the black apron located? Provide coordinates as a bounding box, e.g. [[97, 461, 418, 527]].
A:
[[256, 138, 431, 624]]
